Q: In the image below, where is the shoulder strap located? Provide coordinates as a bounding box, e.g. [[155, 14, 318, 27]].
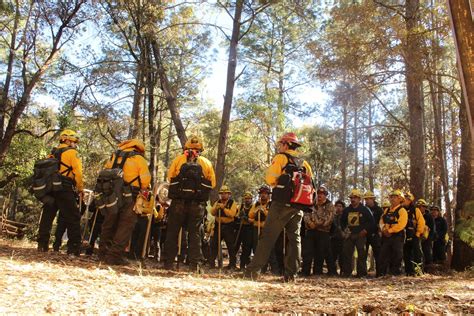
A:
[[52, 147, 74, 176], [225, 199, 234, 209], [112, 150, 142, 187], [282, 153, 303, 171]]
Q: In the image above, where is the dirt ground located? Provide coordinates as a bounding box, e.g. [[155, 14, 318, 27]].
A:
[[0, 239, 472, 315]]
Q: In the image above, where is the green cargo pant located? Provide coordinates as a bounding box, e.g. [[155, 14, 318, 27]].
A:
[[245, 201, 303, 278]]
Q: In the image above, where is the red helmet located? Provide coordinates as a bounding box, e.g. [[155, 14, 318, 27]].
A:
[[278, 132, 302, 147]]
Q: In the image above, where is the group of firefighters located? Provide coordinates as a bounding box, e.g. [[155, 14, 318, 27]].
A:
[[35, 129, 449, 281]]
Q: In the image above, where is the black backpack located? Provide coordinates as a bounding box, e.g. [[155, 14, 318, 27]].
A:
[[94, 150, 141, 215], [31, 147, 73, 201], [168, 158, 212, 201]]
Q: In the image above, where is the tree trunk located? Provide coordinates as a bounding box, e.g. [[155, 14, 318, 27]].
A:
[[214, 0, 244, 196], [368, 102, 374, 191], [340, 99, 348, 199], [353, 102, 358, 188], [0, 0, 20, 141], [151, 40, 187, 148], [129, 63, 144, 139], [448, 0, 474, 271], [405, 0, 426, 199]]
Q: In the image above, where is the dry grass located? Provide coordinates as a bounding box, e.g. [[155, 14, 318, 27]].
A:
[[0, 238, 473, 314]]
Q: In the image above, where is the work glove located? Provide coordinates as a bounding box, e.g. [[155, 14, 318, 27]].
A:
[[382, 229, 392, 238]]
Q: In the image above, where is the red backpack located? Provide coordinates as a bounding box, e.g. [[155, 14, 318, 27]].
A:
[[273, 153, 315, 206]]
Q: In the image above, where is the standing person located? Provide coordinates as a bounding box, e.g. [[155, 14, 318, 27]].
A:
[[163, 136, 216, 271], [36, 129, 84, 255], [302, 186, 336, 276], [209, 185, 238, 269], [234, 191, 255, 270], [431, 206, 448, 264], [340, 189, 375, 278], [97, 139, 151, 265], [403, 192, 426, 276], [331, 200, 347, 274], [364, 191, 383, 276], [378, 190, 408, 276], [417, 199, 435, 266], [244, 132, 314, 282]]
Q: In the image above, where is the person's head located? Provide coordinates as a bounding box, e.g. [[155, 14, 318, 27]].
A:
[[430, 205, 441, 218], [184, 135, 204, 153], [335, 200, 345, 214], [403, 191, 415, 207], [364, 190, 376, 208], [219, 185, 231, 201], [388, 190, 404, 207], [242, 191, 253, 206], [258, 185, 271, 203], [59, 129, 79, 148], [349, 189, 362, 207], [316, 185, 328, 204], [416, 199, 428, 212], [118, 139, 145, 154], [277, 132, 302, 153]]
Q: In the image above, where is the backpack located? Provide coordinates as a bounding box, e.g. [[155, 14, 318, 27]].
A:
[[382, 205, 402, 225], [94, 150, 141, 215], [272, 153, 315, 206], [405, 206, 418, 239], [168, 158, 212, 201], [31, 147, 73, 201]]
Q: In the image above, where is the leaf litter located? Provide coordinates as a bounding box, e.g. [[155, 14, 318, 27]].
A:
[[0, 239, 472, 314]]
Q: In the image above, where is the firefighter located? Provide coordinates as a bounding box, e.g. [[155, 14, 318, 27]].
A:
[[209, 185, 238, 269], [403, 192, 426, 276], [340, 189, 375, 278], [244, 132, 313, 282], [234, 191, 255, 270], [331, 200, 347, 274], [37, 129, 83, 255], [364, 190, 383, 276], [417, 199, 436, 265], [378, 190, 408, 276], [431, 206, 448, 264], [98, 139, 151, 265], [163, 135, 216, 271], [302, 185, 336, 276]]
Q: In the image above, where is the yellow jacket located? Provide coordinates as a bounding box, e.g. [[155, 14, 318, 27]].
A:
[[167, 154, 216, 188], [380, 205, 408, 234], [104, 142, 151, 189], [52, 144, 84, 192], [211, 199, 237, 224], [411, 207, 426, 238], [265, 149, 313, 187], [248, 200, 270, 228]]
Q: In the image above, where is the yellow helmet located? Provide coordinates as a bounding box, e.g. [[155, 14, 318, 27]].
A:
[[242, 191, 253, 199], [59, 129, 79, 143], [416, 199, 428, 207], [389, 189, 404, 197], [364, 190, 375, 199], [404, 192, 415, 201], [219, 185, 231, 194], [184, 135, 204, 151], [349, 189, 362, 198], [118, 139, 145, 153]]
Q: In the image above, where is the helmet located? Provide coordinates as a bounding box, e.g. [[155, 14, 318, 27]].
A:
[[278, 132, 302, 147], [242, 191, 253, 199], [389, 189, 404, 197], [430, 205, 441, 211], [258, 185, 272, 194], [59, 129, 79, 143], [317, 185, 328, 195], [219, 185, 231, 194], [349, 189, 362, 198], [416, 199, 428, 207], [364, 190, 375, 199], [118, 139, 145, 153], [184, 135, 204, 151], [382, 200, 390, 208], [404, 192, 415, 201]]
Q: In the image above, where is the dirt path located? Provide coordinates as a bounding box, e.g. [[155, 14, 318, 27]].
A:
[[0, 239, 472, 314]]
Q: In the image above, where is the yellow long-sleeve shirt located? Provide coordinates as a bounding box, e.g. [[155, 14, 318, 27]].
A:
[[265, 149, 313, 188], [248, 200, 270, 228], [52, 144, 84, 192], [167, 154, 216, 188], [412, 207, 426, 238], [211, 199, 237, 224], [104, 145, 151, 190], [380, 205, 408, 234]]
